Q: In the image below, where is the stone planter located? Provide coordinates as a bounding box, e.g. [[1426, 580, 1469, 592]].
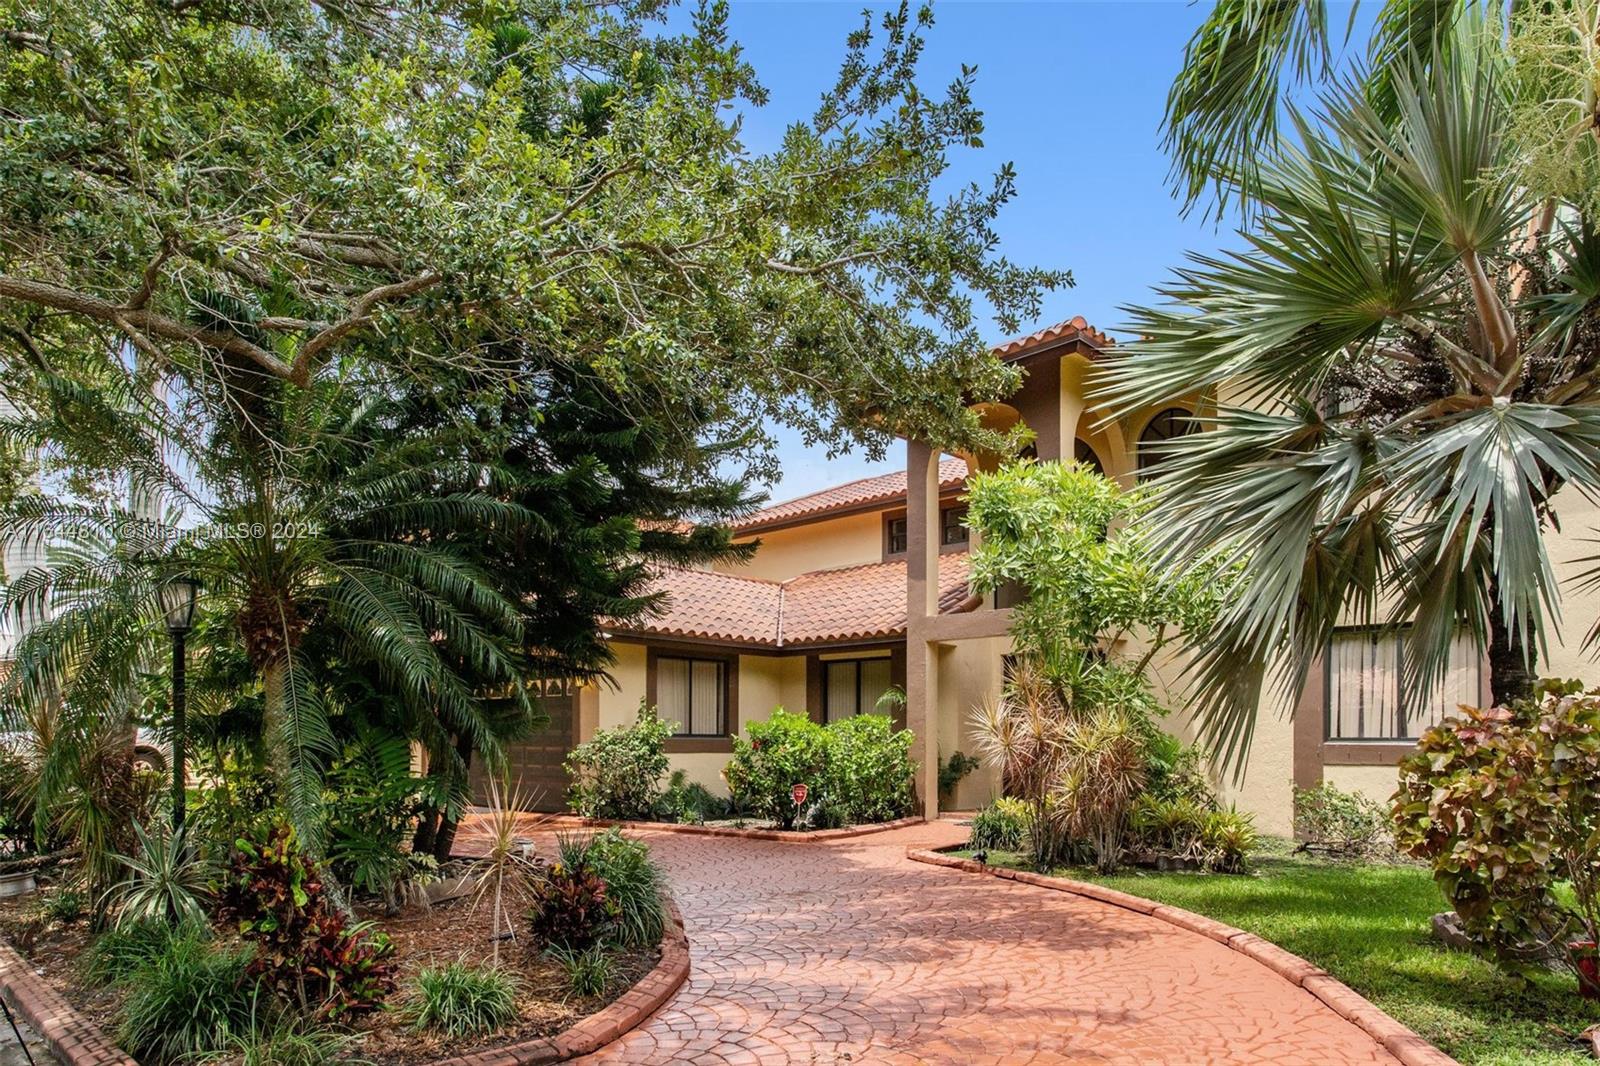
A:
[[0, 870, 37, 898]]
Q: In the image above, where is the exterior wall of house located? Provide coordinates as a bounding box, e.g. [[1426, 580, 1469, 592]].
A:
[[721, 510, 886, 582], [587, 643, 806, 798], [934, 636, 1009, 810]]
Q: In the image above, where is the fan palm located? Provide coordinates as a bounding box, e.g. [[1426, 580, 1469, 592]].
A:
[[0, 358, 538, 849], [1103, 15, 1600, 764]]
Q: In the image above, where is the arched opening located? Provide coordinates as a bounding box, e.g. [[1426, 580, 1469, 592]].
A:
[[1137, 407, 1196, 479]]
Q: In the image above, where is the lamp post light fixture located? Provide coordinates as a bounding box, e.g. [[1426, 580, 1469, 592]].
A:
[[157, 576, 202, 835]]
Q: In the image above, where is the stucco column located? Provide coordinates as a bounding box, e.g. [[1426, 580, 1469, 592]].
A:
[[905, 439, 941, 817]]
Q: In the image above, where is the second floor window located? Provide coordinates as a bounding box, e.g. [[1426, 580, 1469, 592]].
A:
[[656, 656, 727, 736], [886, 515, 908, 555], [941, 505, 968, 546]]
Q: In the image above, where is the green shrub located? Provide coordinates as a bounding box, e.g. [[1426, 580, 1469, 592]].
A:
[[654, 770, 729, 824], [1200, 809, 1258, 873], [216, 824, 396, 1019], [820, 714, 916, 825], [968, 797, 1029, 852], [194, 1011, 358, 1066], [42, 888, 86, 924], [1394, 682, 1600, 974], [548, 944, 615, 1000], [324, 725, 442, 911], [528, 855, 616, 950], [408, 961, 520, 1037], [938, 750, 980, 804], [1294, 782, 1394, 859], [724, 709, 829, 829], [1142, 733, 1218, 807], [81, 918, 200, 986], [1130, 794, 1208, 858], [563, 830, 666, 948], [117, 930, 260, 1064], [565, 704, 676, 820]]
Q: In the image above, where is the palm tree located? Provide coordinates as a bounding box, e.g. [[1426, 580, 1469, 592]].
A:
[[1103, 13, 1600, 763], [0, 358, 536, 849]]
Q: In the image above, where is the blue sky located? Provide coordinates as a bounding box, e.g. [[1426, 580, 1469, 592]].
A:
[[705, 1, 1244, 502]]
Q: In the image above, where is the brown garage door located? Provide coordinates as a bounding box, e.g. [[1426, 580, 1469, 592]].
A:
[[469, 685, 573, 812]]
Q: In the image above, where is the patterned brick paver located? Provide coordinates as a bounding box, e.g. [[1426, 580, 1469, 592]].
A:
[[457, 819, 1399, 1065]]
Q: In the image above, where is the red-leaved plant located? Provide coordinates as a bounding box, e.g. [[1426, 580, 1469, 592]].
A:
[[216, 824, 396, 1018], [1393, 680, 1600, 993]]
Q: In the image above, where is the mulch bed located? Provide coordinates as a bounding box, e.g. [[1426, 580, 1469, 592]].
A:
[[0, 874, 656, 1065]]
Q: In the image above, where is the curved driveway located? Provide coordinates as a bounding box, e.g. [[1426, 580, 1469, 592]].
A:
[[467, 819, 1398, 1065]]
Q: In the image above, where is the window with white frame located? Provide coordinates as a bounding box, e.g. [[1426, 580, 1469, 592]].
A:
[[1326, 630, 1481, 740], [655, 656, 727, 736], [824, 657, 894, 722]]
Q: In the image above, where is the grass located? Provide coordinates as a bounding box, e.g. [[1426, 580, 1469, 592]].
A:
[[407, 961, 520, 1037], [955, 838, 1600, 1066]]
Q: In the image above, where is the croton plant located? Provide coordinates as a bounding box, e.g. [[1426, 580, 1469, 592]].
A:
[[1393, 680, 1600, 992]]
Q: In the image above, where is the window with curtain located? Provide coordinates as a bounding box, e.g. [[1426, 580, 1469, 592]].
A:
[[1327, 630, 1481, 740], [655, 656, 727, 736], [824, 658, 894, 722]]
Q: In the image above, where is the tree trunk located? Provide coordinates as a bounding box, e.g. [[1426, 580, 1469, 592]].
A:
[[430, 733, 475, 863], [411, 748, 449, 855], [1487, 578, 1536, 706]]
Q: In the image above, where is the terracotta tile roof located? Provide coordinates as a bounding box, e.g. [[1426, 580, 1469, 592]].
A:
[[623, 552, 974, 648], [993, 315, 1113, 358], [778, 552, 973, 645], [731, 458, 968, 533], [630, 568, 782, 645]]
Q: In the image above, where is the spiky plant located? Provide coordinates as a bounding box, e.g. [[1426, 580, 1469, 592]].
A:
[[0, 365, 536, 854], [1107, 10, 1600, 763]]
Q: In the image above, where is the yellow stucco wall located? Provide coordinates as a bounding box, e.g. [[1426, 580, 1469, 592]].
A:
[[589, 645, 806, 797], [719, 511, 886, 582], [933, 636, 1009, 810]]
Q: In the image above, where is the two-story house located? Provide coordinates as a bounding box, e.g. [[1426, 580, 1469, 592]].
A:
[[483, 317, 1600, 835]]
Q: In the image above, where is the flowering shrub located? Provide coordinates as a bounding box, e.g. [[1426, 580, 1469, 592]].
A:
[[565, 704, 675, 819], [215, 824, 396, 1018], [724, 709, 830, 829], [1393, 681, 1600, 980]]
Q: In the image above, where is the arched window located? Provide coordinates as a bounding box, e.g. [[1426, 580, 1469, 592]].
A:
[[1137, 408, 1195, 477], [1072, 438, 1104, 476]]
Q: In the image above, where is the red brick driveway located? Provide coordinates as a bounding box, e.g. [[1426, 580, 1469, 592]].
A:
[[461, 818, 1397, 1065]]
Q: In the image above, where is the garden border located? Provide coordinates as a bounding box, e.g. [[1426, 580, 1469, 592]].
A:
[[0, 935, 136, 1066], [0, 895, 690, 1066], [425, 895, 690, 1066], [905, 847, 1460, 1066], [486, 811, 925, 843]]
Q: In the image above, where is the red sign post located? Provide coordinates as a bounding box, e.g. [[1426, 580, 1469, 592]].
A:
[[790, 783, 809, 808]]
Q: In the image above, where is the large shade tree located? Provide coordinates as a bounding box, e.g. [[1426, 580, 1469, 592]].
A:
[[1105, 8, 1600, 763], [0, 0, 1065, 474]]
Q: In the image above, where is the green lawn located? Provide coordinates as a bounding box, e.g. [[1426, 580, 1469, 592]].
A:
[[954, 840, 1599, 1066]]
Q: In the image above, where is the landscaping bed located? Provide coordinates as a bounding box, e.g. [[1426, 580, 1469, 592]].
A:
[[0, 881, 663, 1066], [942, 837, 1600, 1066]]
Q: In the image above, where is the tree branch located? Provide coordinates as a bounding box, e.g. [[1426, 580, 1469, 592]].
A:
[[289, 272, 441, 382], [1395, 313, 1501, 396], [0, 274, 294, 380], [764, 251, 884, 276], [539, 162, 640, 230]]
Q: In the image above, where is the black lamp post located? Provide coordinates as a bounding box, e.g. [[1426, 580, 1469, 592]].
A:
[[158, 576, 201, 835]]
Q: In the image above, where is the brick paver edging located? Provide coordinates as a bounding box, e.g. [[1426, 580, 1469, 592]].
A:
[[905, 847, 1459, 1066], [479, 811, 925, 843], [0, 935, 136, 1066], [425, 895, 690, 1066]]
